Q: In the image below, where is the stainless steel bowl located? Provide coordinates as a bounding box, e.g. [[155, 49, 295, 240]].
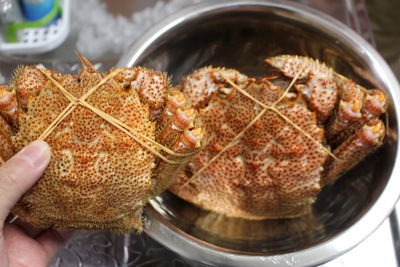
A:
[[117, 1, 400, 266]]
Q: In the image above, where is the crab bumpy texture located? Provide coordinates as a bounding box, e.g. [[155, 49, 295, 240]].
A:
[[0, 58, 204, 232], [171, 55, 387, 220]]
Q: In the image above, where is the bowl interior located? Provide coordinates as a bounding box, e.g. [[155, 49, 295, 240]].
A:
[[123, 4, 397, 255]]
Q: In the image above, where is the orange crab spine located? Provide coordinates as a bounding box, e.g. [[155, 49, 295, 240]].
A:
[[75, 50, 96, 73]]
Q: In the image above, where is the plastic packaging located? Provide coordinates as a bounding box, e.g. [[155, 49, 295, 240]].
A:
[[20, 0, 56, 21], [0, 0, 70, 55]]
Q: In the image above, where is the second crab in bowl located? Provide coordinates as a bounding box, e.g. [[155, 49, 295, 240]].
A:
[[170, 55, 387, 220]]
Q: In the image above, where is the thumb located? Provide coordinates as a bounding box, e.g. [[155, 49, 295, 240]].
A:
[[0, 140, 51, 225]]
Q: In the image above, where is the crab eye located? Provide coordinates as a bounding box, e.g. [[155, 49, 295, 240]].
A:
[[77, 78, 81, 83]]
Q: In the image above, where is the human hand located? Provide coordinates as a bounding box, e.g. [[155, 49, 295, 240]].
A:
[[0, 141, 70, 267]]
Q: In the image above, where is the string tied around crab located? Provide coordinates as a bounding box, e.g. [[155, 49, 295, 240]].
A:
[[180, 67, 341, 189], [36, 68, 197, 165]]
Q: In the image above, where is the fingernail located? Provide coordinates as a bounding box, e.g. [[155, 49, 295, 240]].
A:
[[17, 140, 51, 168]]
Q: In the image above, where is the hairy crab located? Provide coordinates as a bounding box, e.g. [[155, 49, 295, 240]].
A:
[[171, 55, 387, 219], [0, 55, 204, 232]]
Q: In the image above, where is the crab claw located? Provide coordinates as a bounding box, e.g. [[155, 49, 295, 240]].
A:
[[109, 67, 169, 117], [265, 55, 338, 122], [179, 66, 249, 109]]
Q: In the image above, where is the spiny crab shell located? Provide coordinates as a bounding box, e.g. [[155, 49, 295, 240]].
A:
[[171, 55, 387, 220], [0, 55, 204, 232]]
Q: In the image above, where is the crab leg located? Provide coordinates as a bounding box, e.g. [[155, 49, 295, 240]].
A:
[[157, 90, 204, 154], [153, 88, 205, 196], [157, 91, 198, 146], [323, 118, 385, 185]]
